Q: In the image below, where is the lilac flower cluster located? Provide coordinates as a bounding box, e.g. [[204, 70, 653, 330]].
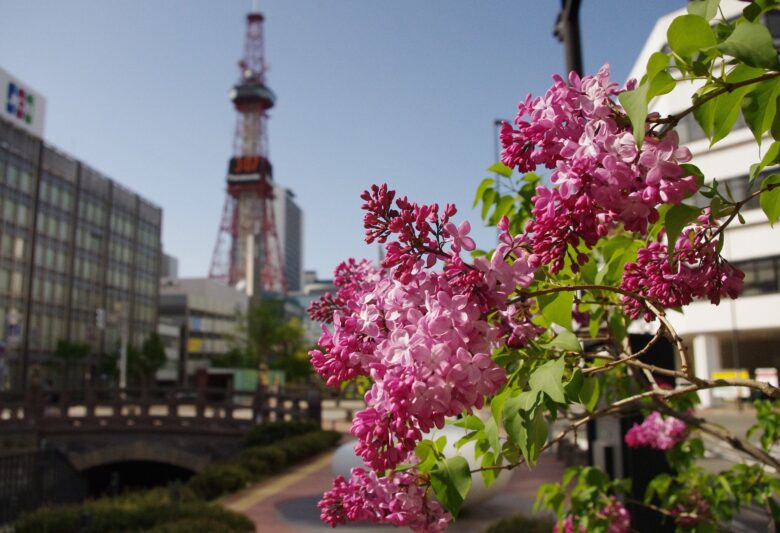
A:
[[309, 186, 542, 529], [620, 213, 744, 321], [554, 498, 630, 533], [624, 411, 687, 450], [600, 498, 631, 533], [500, 65, 697, 272], [319, 467, 450, 533]]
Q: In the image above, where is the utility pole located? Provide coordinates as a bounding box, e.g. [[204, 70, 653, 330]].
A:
[[554, 0, 583, 76]]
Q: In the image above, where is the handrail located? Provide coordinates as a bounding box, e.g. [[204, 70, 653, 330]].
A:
[[0, 384, 321, 433]]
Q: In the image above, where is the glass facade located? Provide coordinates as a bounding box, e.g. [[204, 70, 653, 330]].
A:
[[0, 116, 162, 388]]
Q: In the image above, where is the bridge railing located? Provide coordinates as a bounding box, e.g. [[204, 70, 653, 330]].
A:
[[0, 384, 321, 433]]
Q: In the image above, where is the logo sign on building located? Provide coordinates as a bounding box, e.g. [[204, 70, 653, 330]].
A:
[[0, 67, 46, 137]]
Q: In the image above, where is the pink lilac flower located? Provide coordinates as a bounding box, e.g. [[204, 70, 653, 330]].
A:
[[553, 516, 580, 533], [319, 467, 451, 533], [624, 411, 688, 450], [599, 498, 631, 533], [308, 186, 542, 473], [554, 499, 630, 533], [672, 491, 711, 528], [621, 212, 744, 321], [500, 65, 696, 272]]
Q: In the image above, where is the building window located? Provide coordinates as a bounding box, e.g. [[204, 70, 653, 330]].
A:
[[736, 255, 780, 296]]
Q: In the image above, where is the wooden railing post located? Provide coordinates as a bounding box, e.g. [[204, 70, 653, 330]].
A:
[[307, 388, 322, 426], [195, 381, 206, 420]]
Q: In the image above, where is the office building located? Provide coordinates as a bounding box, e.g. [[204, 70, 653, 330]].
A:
[[159, 277, 248, 383], [273, 185, 303, 293], [629, 0, 780, 406], [0, 75, 162, 389], [161, 252, 178, 279]]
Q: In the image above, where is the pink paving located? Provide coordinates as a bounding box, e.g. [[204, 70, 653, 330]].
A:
[[220, 444, 565, 532]]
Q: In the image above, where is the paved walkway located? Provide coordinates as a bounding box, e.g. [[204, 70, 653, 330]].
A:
[[220, 446, 564, 532]]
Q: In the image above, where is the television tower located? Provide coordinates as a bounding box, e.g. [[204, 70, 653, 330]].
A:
[[209, 9, 287, 296]]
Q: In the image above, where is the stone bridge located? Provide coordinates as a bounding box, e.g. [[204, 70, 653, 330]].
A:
[[0, 385, 321, 474]]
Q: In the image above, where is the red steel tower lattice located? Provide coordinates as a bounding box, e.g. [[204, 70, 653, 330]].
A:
[[209, 11, 287, 296]]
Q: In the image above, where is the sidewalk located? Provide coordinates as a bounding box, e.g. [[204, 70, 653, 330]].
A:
[[220, 445, 564, 532]]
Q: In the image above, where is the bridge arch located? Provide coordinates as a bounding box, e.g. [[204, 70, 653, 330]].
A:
[[69, 440, 209, 473]]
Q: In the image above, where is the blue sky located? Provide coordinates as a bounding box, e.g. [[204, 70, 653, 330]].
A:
[[0, 1, 683, 280]]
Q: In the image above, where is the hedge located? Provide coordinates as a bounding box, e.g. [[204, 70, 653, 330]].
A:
[[483, 513, 554, 533], [242, 419, 321, 448], [15, 502, 254, 533], [187, 463, 253, 501], [188, 429, 341, 500]]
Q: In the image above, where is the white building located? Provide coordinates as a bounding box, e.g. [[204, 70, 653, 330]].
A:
[[629, 0, 780, 406], [159, 277, 248, 384]]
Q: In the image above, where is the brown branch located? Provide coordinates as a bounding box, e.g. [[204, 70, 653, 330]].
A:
[[583, 326, 664, 376], [655, 402, 780, 471], [469, 377, 779, 475], [708, 180, 780, 244], [522, 284, 692, 377], [654, 71, 780, 136], [644, 300, 691, 379]]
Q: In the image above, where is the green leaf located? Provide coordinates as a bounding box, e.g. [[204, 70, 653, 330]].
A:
[[645, 473, 672, 502], [452, 415, 484, 431], [717, 21, 779, 69], [546, 330, 582, 353], [414, 440, 437, 471], [579, 377, 600, 412], [760, 174, 780, 226], [708, 65, 764, 145], [667, 14, 717, 60], [580, 258, 597, 284], [564, 368, 584, 401], [687, 0, 720, 21], [529, 357, 566, 404], [487, 162, 512, 178], [527, 408, 548, 464], [537, 291, 574, 330], [481, 188, 497, 220], [493, 195, 515, 222], [772, 93, 780, 141], [664, 204, 701, 256], [680, 163, 705, 189], [518, 390, 541, 412], [473, 178, 494, 207], [430, 456, 472, 517], [750, 140, 780, 185], [619, 82, 650, 146], [490, 389, 508, 425], [523, 172, 541, 184], [608, 312, 627, 343], [742, 77, 780, 145], [502, 394, 527, 455], [484, 416, 501, 454], [480, 452, 498, 487]]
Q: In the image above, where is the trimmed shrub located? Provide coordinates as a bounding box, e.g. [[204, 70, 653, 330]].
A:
[[16, 502, 253, 533], [187, 463, 251, 501], [242, 420, 320, 448], [239, 446, 287, 478], [147, 517, 252, 533], [274, 430, 341, 463], [484, 513, 554, 533]]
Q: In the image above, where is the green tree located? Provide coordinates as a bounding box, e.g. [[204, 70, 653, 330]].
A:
[[127, 333, 166, 387], [230, 298, 312, 382], [54, 339, 90, 389]]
